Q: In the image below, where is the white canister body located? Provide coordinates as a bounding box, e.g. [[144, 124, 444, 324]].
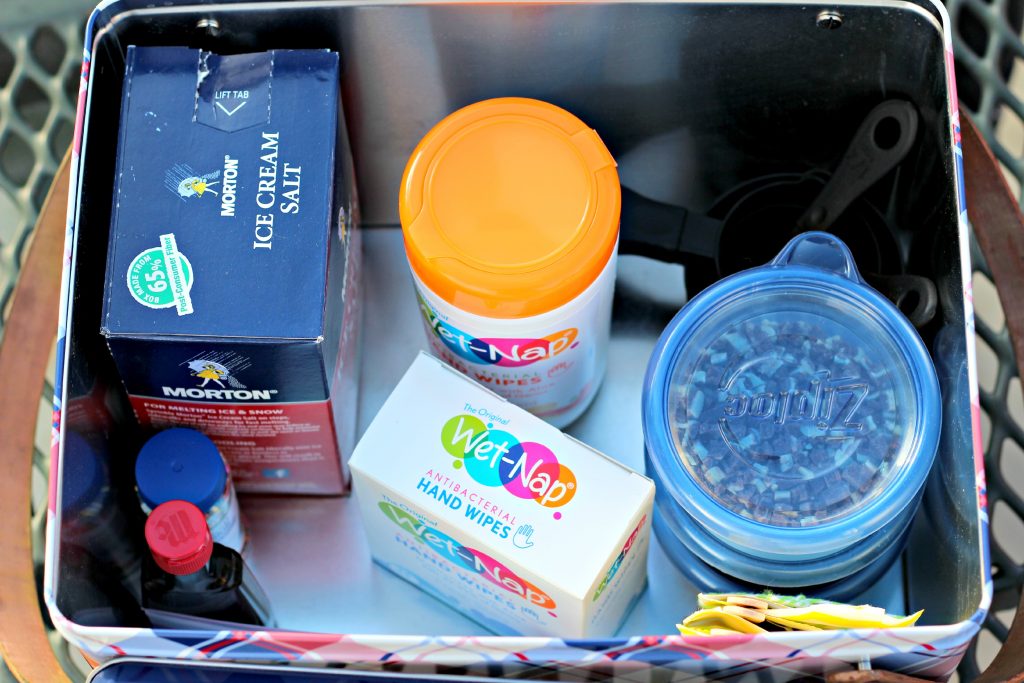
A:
[[411, 251, 617, 428]]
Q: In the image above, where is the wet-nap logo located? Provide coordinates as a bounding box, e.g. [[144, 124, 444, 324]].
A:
[[380, 501, 557, 613], [592, 514, 646, 602], [419, 297, 578, 368], [441, 414, 577, 511]]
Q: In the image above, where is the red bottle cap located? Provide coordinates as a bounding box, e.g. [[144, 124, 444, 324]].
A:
[[145, 500, 213, 575]]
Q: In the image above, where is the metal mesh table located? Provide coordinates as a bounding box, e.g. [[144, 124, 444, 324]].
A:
[[0, 1, 1022, 680], [0, 9, 94, 680], [945, 0, 1024, 676]]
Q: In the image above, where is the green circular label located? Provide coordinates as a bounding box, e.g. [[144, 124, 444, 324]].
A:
[[126, 245, 194, 311]]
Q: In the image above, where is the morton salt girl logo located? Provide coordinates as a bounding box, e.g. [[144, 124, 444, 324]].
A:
[[165, 163, 220, 201], [419, 296, 578, 368], [379, 501, 558, 614], [160, 351, 278, 401], [188, 359, 245, 389], [441, 414, 577, 516]]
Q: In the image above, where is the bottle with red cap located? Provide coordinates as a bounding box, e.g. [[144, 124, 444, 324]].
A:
[[142, 500, 275, 627]]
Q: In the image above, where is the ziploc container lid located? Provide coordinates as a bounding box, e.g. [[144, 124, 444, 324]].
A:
[[399, 97, 620, 319], [643, 232, 940, 558], [135, 428, 227, 513]]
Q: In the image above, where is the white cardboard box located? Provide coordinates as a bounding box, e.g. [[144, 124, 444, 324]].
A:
[[350, 352, 654, 637]]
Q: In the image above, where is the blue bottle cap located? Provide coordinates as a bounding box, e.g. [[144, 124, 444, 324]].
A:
[[62, 432, 107, 514], [135, 428, 227, 513], [643, 232, 941, 559]]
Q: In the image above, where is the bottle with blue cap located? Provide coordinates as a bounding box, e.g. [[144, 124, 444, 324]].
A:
[[62, 430, 145, 601], [135, 428, 245, 553]]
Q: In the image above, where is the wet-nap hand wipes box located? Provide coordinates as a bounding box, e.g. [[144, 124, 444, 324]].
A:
[[101, 47, 361, 494], [350, 353, 654, 637]]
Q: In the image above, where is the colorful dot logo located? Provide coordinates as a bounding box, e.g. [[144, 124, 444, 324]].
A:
[[440, 414, 578, 510]]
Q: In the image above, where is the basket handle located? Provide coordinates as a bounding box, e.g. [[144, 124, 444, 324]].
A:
[[962, 110, 1024, 683], [824, 109, 1024, 683], [0, 149, 72, 683]]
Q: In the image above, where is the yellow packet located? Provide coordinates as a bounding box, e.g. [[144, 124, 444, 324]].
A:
[[765, 606, 923, 629], [680, 608, 768, 634], [679, 593, 922, 635], [762, 614, 823, 631]]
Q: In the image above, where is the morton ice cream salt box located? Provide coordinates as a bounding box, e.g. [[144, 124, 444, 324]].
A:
[[350, 353, 654, 637], [100, 47, 361, 495]]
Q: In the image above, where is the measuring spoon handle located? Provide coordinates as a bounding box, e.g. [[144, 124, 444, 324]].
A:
[[798, 100, 919, 229]]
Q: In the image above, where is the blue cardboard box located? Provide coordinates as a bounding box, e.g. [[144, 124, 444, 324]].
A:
[[101, 46, 361, 494]]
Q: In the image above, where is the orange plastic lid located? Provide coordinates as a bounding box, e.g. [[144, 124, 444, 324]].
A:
[[400, 97, 620, 319]]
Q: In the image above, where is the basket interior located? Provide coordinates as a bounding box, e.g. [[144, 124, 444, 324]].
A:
[[54, 0, 983, 640]]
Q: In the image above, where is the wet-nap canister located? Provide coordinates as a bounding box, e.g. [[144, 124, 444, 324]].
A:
[[399, 98, 620, 428], [643, 232, 941, 588]]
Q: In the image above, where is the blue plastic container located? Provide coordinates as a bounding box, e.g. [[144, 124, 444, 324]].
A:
[[651, 506, 912, 603], [649, 460, 918, 586], [652, 480, 917, 586], [643, 232, 941, 589]]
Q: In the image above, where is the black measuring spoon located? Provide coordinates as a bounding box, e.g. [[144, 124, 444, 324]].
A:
[[620, 99, 937, 328], [797, 99, 918, 229]]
